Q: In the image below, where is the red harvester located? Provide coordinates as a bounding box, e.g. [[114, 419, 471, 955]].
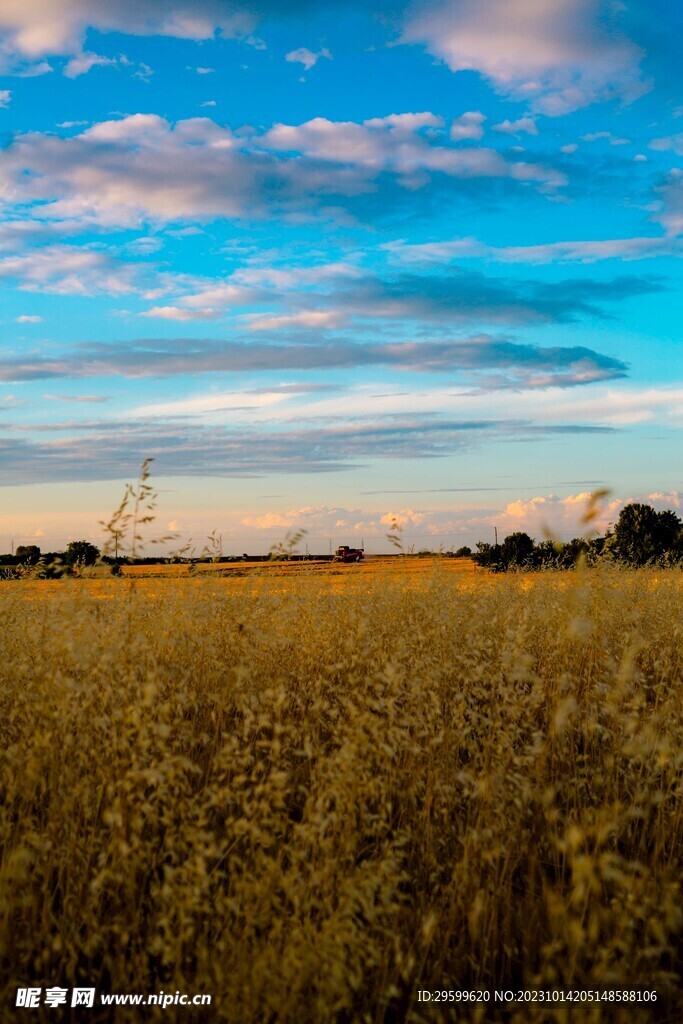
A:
[[333, 545, 364, 563]]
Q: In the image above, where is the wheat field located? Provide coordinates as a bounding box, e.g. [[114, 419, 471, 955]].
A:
[[1, 562, 682, 1022]]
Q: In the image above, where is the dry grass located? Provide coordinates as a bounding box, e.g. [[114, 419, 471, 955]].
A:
[[0, 562, 682, 1022]]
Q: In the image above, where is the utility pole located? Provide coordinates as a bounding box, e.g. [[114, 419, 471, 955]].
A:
[[494, 526, 498, 547]]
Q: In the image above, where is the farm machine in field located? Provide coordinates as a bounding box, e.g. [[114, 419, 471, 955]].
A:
[[333, 545, 365, 563]]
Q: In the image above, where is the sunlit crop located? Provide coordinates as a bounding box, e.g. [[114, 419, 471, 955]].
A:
[[1, 562, 682, 1022]]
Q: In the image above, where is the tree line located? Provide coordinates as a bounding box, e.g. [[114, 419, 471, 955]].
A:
[[473, 502, 683, 571], [2, 501, 682, 576]]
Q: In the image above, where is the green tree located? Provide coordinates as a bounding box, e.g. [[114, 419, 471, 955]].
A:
[[609, 503, 682, 565], [15, 544, 41, 564], [472, 541, 498, 567], [65, 540, 100, 567], [500, 531, 534, 567]]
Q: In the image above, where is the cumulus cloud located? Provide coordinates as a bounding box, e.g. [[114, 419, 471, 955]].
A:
[[15, 314, 42, 323], [648, 490, 683, 509], [401, 0, 648, 115], [0, 113, 564, 232], [263, 114, 562, 186], [0, 89, 11, 107], [0, 1, 255, 70], [0, 115, 299, 227], [492, 117, 538, 136], [473, 491, 625, 538], [0, 244, 149, 295], [285, 46, 332, 71], [450, 111, 486, 141], [379, 508, 425, 527], [242, 511, 294, 529]]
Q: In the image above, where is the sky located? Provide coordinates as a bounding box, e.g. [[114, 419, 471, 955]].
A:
[[1, 0, 682, 555]]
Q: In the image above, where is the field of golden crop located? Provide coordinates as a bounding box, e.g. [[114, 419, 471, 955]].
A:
[[1, 561, 682, 1022]]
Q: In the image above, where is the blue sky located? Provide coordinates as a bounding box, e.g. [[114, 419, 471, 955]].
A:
[[1, 0, 682, 554]]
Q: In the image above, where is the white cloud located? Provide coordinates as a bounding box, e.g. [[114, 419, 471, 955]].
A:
[[648, 491, 683, 509], [242, 512, 293, 529], [0, 89, 11, 107], [0, 1, 254, 68], [0, 245, 144, 294], [64, 51, 116, 78], [477, 492, 624, 538], [0, 113, 565, 233], [133, 61, 153, 81], [243, 380, 683, 432], [201, 100, 216, 107], [15, 60, 52, 77], [242, 504, 364, 534], [15, 314, 42, 322], [195, 66, 214, 74], [560, 143, 578, 154], [285, 47, 332, 71], [654, 171, 683, 236], [247, 310, 347, 331], [263, 115, 563, 185], [401, 0, 648, 115], [234, 261, 361, 289], [492, 117, 538, 136], [581, 131, 630, 145], [43, 393, 110, 402], [384, 234, 682, 264], [649, 132, 683, 156], [141, 305, 223, 321], [450, 111, 486, 141], [379, 508, 426, 527], [135, 390, 287, 417]]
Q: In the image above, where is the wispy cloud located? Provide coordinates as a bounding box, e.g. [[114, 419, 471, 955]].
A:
[[43, 393, 111, 403], [247, 310, 348, 331], [0, 334, 627, 387], [0, 415, 613, 486], [581, 130, 630, 145], [384, 236, 682, 264]]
